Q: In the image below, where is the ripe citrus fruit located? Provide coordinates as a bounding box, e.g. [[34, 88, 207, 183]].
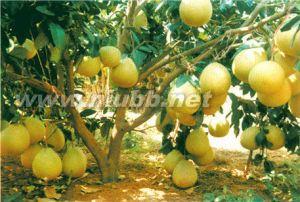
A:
[[232, 48, 267, 82], [111, 58, 138, 88], [288, 72, 300, 96], [185, 127, 210, 156], [77, 56, 103, 77], [133, 10, 148, 29], [156, 112, 174, 132], [23, 117, 46, 144], [45, 123, 65, 151], [273, 51, 297, 76], [1, 124, 30, 156], [289, 94, 300, 118], [99, 46, 121, 68], [32, 148, 62, 180], [168, 81, 201, 115], [167, 108, 196, 126], [163, 150, 185, 174], [63, 146, 87, 178], [203, 93, 227, 109], [274, 27, 300, 57], [172, 160, 198, 188], [265, 125, 285, 150], [257, 79, 291, 107], [21, 144, 43, 169], [23, 39, 37, 59], [240, 126, 260, 150], [199, 62, 231, 95], [179, 0, 212, 27], [208, 117, 230, 137], [192, 147, 215, 166], [248, 61, 285, 94]]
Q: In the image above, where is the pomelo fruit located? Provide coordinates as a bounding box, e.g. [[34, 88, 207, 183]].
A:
[[167, 108, 196, 126], [172, 160, 198, 188], [185, 127, 210, 156], [1, 124, 30, 156], [257, 79, 291, 107], [289, 94, 300, 118], [240, 126, 260, 150], [77, 56, 103, 77], [111, 58, 138, 88], [163, 150, 185, 174], [23, 39, 37, 59], [23, 117, 46, 144], [62, 146, 87, 178], [274, 27, 300, 57], [133, 10, 148, 29], [21, 144, 43, 169], [179, 0, 212, 27], [203, 93, 227, 109], [45, 123, 65, 151], [199, 62, 231, 95], [288, 72, 300, 96], [273, 51, 297, 76], [99, 46, 121, 68], [232, 48, 267, 82], [202, 105, 220, 115], [156, 112, 174, 132], [32, 148, 62, 180], [208, 117, 230, 137], [248, 61, 285, 94], [192, 147, 215, 166], [167, 81, 201, 115], [265, 125, 285, 150]]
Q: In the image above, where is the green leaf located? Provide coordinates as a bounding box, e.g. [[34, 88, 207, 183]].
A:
[[295, 60, 300, 71], [253, 154, 263, 166], [132, 49, 147, 67], [49, 23, 66, 50], [36, 5, 55, 16], [9, 46, 27, 59], [175, 74, 189, 88], [280, 16, 300, 32], [80, 109, 96, 117], [263, 160, 275, 173]]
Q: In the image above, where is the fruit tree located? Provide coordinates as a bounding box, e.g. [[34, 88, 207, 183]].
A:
[[1, 0, 299, 185]]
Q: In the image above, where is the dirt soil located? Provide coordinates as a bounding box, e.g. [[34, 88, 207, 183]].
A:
[[1, 125, 299, 201]]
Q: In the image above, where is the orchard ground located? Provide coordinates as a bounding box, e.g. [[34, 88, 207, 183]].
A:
[[1, 87, 299, 201]]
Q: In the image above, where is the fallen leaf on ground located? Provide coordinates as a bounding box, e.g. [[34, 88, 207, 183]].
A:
[[44, 186, 61, 199], [80, 185, 102, 194]]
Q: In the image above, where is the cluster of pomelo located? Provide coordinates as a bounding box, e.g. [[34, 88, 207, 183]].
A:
[[163, 118, 230, 189], [0, 118, 87, 181], [232, 26, 299, 117]]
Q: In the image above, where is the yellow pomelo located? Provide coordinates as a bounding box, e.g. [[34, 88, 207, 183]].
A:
[[156, 112, 174, 132], [32, 148, 62, 180], [168, 81, 201, 115], [289, 94, 300, 118], [1, 120, 9, 131], [265, 125, 285, 150], [179, 0, 212, 27], [257, 79, 291, 107], [192, 147, 215, 166], [288, 72, 300, 96], [167, 108, 196, 126], [274, 27, 300, 57], [99, 46, 121, 68], [248, 61, 285, 94], [133, 10, 148, 29], [208, 117, 230, 137], [45, 123, 65, 151], [77, 56, 103, 77], [163, 150, 185, 174], [63, 146, 87, 178], [185, 127, 210, 156], [199, 62, 231, 95], [172, 160, 198, 188], [232, 48, 267, 82], [21, 144, 43, 169], [202, 105, 220, 115], [111, 58, 139, 88], [273, 51, 297, 76], [1, 124, 30, 156], [240, 126, 260, 150], [23, 117, 46, 144], [203, 93, 227, 108], [23, 39, 37, 59]]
